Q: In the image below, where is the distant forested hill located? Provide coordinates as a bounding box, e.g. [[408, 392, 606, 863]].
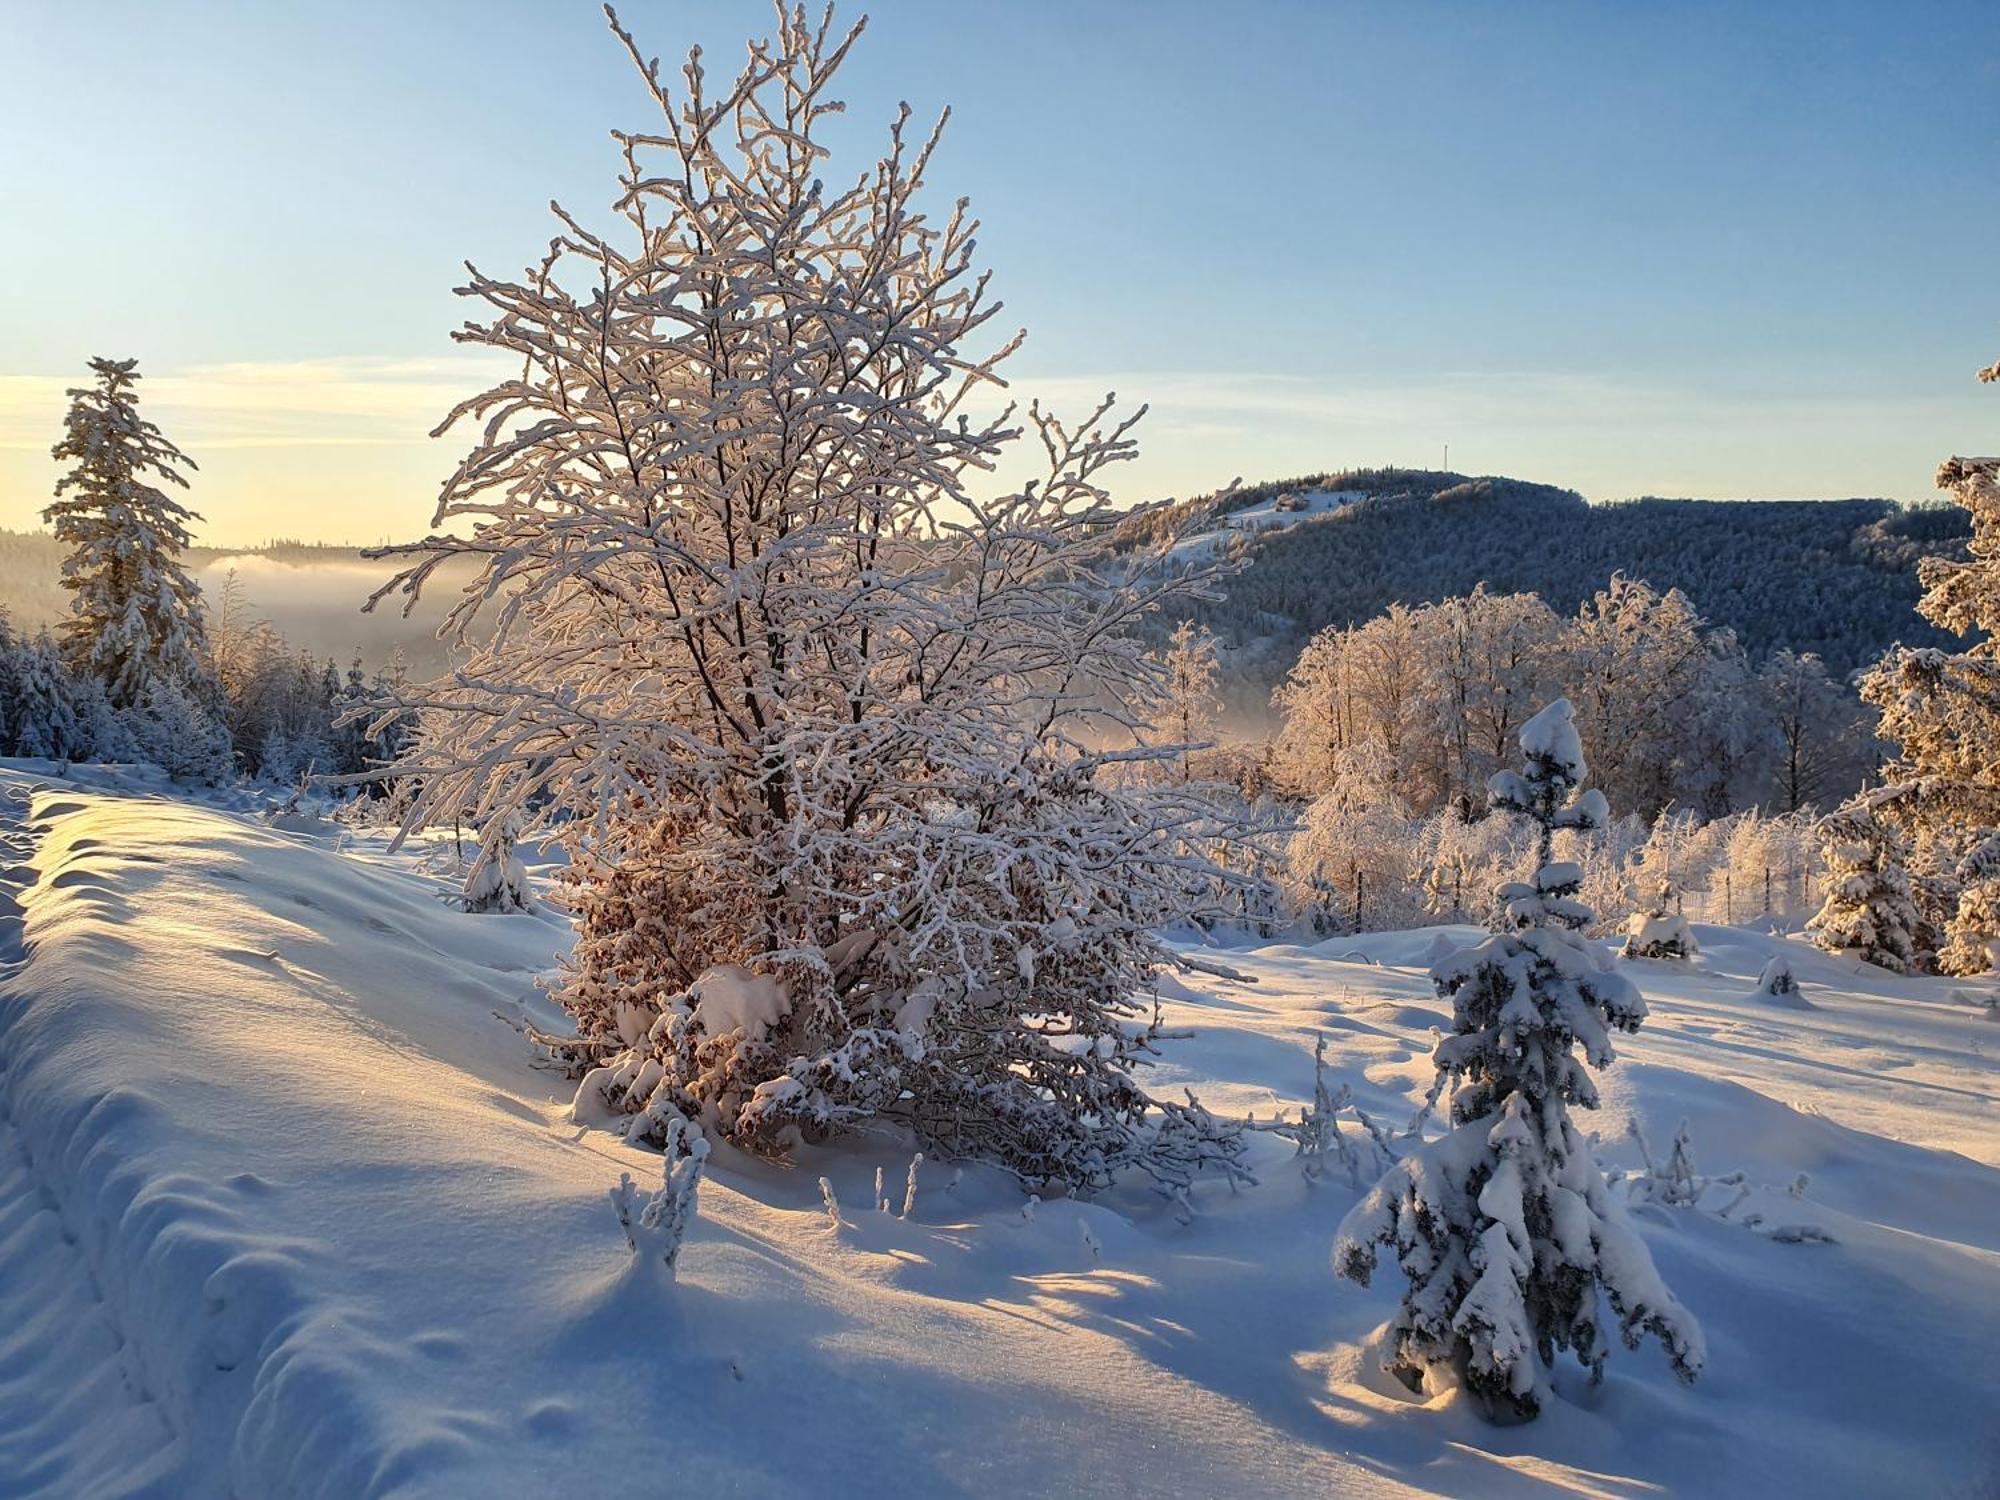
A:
[[0, 470, 1970, 705], [1115, 469, 1971, 720]]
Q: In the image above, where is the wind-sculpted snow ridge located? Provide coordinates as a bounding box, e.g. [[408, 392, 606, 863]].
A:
[[0, 765, 1995, 1496]]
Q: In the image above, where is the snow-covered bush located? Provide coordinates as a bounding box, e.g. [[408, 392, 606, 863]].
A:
[[1621, 883, 1698, 961], [367, 4, 1256, 1197], [1748, 954, 1809, 1008], [463, 817, 531, 914], [1334, 699, 1703, 1421], [1256, 1034, 1396, 1189]]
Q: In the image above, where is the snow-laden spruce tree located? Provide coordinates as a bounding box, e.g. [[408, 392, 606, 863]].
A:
[[363, 3, 1254, 1194], [1833, 356, 2000, 974], [1334, 698, 1703, 1421], [45, 358, 216, 713], [1806, 794, 1919, 973]]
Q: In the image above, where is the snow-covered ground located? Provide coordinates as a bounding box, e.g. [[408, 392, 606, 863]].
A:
[[1163, 488, 1364, 567], [0, 764, 1996, 1498]]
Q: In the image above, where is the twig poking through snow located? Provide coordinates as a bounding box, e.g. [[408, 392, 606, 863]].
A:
[[608, 1115, 709, 1281]]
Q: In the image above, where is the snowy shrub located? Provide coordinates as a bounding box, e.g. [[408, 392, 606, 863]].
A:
[[608, 1114, 709, 1282], [1620, 883, 1698, 961], [1748, 955, 1810, 1007], [367, 4, 1258, 1197], [1254, 1034, 1397, 1189], [463, 817, 531, 914], [1334, 699, 1704, 1421]]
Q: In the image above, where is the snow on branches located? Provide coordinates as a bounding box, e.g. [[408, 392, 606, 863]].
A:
[[1817, 354, 2000, 974], [45, 358, 213, 713], [1333, 698, 1703, 1421], [365, 3, 1258, 1196]]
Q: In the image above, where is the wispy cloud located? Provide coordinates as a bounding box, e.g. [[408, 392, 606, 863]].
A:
[[0, 354, 513, 453]]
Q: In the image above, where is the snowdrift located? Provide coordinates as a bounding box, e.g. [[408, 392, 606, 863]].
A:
[[0, 767, 1995, 1497]]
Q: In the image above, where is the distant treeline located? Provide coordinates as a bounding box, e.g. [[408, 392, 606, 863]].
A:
[[1116, 469, 1971, 718]]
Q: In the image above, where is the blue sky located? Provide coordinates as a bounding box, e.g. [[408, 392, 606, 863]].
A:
[[2, 0, 1996, 544]]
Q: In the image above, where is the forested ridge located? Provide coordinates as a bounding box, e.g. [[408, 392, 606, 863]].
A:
[[1119, 469, 1970, 710]]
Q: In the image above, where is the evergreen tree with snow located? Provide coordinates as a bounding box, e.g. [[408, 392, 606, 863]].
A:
[[1334, 698, 1703, 1421], [45, 358, 216, 713], [464, 817, 531, 914], [1806, 795, 1920, 973], [1835, 357, 2000, 974], [363, 4, 1257, 1195], [2, 632, 91, 761]]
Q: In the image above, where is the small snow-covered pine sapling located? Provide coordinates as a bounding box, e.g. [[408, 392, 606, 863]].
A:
[[1658, 1121, 1700, 1209], [463, 815, 531, 913], [902, 1153, 924, 1218], [609, 1114, 710, 1280], [818, 1176, 843, 1232], [1749, 954, 1808, 1006], [875, 1165, 889, 1214], [1021, 1194, 1040, 1224], [1806, 796, 1921, 973], [1334, 698, 1705, 1422], [1621, 882, 1698, 961]]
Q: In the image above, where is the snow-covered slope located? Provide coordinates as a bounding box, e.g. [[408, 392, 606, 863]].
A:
[[0, 767, 1995, 1498], [1162, 488, 1364, 567]]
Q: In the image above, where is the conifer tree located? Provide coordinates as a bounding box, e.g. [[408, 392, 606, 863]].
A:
[[1829, 356, 2000, 974], [45, 358, 214, 712], [1806, 795, 1920, 973], [1335, 698, 1702, 1421]]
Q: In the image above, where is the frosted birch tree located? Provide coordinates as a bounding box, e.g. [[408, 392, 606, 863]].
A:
[[1334, 699, 1703, 1421], [1158, 619, 1221, 781], [363, 2, 1254, 1194]]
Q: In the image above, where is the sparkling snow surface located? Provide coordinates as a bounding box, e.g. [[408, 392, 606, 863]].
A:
[[0, 764, 1996, 1498]]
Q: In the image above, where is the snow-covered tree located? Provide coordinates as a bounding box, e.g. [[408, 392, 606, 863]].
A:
[[363, 3, 1255, 1195], [1836, 359, 2000, 974], [1806, 795, 1919, 973], [130, 674, 234, 784], [1757, 650, 1877, 814], [1158, 619, 1220, 781], [44, 358, 215, 712], [1334, 698, 1703, 1421], [1620, 882, 1698, 961], [464, 817, 531, 914], [0, 632, 89, 761]]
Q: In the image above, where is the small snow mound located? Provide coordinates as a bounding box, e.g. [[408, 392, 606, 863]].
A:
[[691, 964, 791, 1040]]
